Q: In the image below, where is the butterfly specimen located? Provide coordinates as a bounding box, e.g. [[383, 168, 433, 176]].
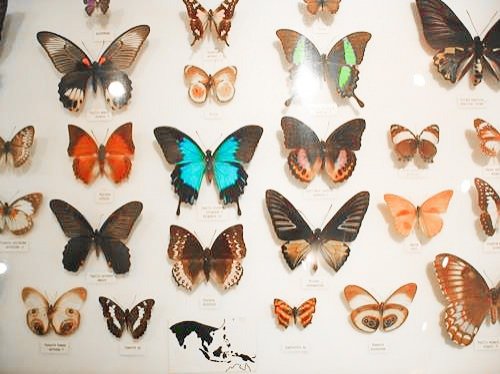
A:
[[182, 0, 239, 46], [184, 65, 237, 104], [0, 126, 35, 168], [281, 117, 365, 183], [98, 297, 155, 339], [36, 25, 150, 112], [21, 287, 87, 336], [67, 123, 134, 184], [0, 0, 7, 41], [474, 178, 499, 237], [344, 283, 417, 332], [0, 193, 42, 235], [416, 0, 500, 85], [49, 199, 143, 274], [384, 190, 453, 238], [273, 298, 317, 329], [390, 124, 439, 163], [154, 125, 263, 215], [303, 0, 341, 15], [474, 118, 499, 157], [168, 224, 246, 291], [84, 0, 110, 16], [434, 253, 499, 346], [276, 29, 371, 108], [265, 189, 369, 272]]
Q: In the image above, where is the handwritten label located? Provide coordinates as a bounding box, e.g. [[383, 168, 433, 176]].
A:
[[457, 96, 487, 110], [86, 272, 116, 284], [369, 341, 389, 354], [95, 189, 114, 204], [483, 237, 500, 253], [0, 240, 29, 252], [405, 241, 422, 253], [474, 337, 499, 351], [397, 166, 428, 179], [308, 104, 336, 117], [94, 30, 113, 42], [204, 109, 222, 120], [303, 187, 332, 200], [302, 277, 325, 290], [204, 49, 223, 62], [483, 166, 500, 178], [120, 343, 146, 356], [199, 297, 219, 310], [313, 22, 329, 35], [40, 341, 69, 354], [86, 108, 112, 122], [282, 344, 308, 353], [197, 205, 230, 221]]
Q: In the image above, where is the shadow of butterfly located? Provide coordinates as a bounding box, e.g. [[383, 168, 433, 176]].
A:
[[84, 0, 110, 16], [273, 298, 317, 329], [276, 29, 371, 108], [281, 116, 365, 183], [184, 65, 237, 104], [344, 283, 417, 332], [67, 123, 135, 184], [474, 118, 499, 157], [36, 25, 150, 112], [434, 253, 499, 346], [416, 0, 500, 85], [390, 124, 439, 163], [49, 199, 142, 274], [0, 193, 42, 235], [265, 189, 369, 273], [22, 287, 87, 336], [183, 0, 239, 46], [474, 178, 499, 237], [168, 224, 246, 291], [303, 0, 341, 15], [0, 126, 35, 168], [98, 297, 154, 339]]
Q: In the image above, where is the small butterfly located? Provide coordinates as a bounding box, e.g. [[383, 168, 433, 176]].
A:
[[474, 118, 499, 157], [416, 0, 500, 85], [273, 298, 317, 329], [37, 25, 150, 112], [98, 297, 155, 339], [168, 224, 246, 291], [0, 126, 35, 168], [344, 283, 417, 333], [83, 0, 109, 16], [390, 124, 439, 163], [303, 0, 341, 15], [184, 65, 237, 104], [384, 190, 453, 238], [276, 29, 371, 108], [265, 189, 369, 273], [0, 193, 42, 235], [154, 125, 263, 215], [281, 117, 365, 183], [67, 123, 135, 184], [434, 253, 499, 346], [49, 199, 143, 274], [0, 0, 7, 41], [474, 178, 499, 237], [22, 287, 87, 336], [182, 0, 239, 46]]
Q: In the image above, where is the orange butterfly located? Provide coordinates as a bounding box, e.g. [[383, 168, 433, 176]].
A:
[[474, 118, 500, 157], [384, 190, 453, 238], [67, 123, 134, 184], [273, 298, 316, 329], [434, 253, 499, 346], [184, 65, 237, 104], [303, 0, 341, 15]]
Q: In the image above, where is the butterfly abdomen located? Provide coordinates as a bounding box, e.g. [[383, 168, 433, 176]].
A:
[[472, 37, 484, 85]]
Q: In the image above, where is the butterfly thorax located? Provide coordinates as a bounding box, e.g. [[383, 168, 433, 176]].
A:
[[291, 306, 299, 323], [202, 247, 212, 281], [3, 202, 10, 215], [320, 54, 328, 81], [312, 228, 322, 242], [205, 150, 214, 183], [3, 140, 10, 153], [98, 144, 106, 172], [472, 36, 484, 84], [94, 229, 103, 256]]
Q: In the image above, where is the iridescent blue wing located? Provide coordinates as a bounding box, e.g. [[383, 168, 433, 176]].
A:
[[213, 125, 263, 215], [154, 127, 206, 215]]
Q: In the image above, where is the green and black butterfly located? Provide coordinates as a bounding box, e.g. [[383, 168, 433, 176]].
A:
[[276, 29, 371, 108]]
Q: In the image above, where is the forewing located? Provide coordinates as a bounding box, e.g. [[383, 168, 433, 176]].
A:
[[5, 193, 42, 235], [184, 65, 210, 103], [474, 178, 500, 236], [418, 190, 453, 238], [390, 125, 418, 161], [52, 288, 87, 336], [9, 126, 35, 167], [21, 287, 50, 335], [127, 299, 155, 339], [382, 283, 417, 332], [273, 299, 294, 328], [384, 194, 417, 237], [482, 19, 500, 80], [104, 122, 135, 183], [474, 118, 500, 157], [212, 0, 239, 45], [276, 29, 323, 77], [100, 25, 150, 70], [98, 0, 110, 14], [417, 125, 440, 162], [67, 125, 99, 184], [98, 297, 126, 338], [212, 66, 237, 102], [296, 298, 317, 328], [182, 0, 208, 46], [99, 201, 143, 240], [344, 285, 380, 332]]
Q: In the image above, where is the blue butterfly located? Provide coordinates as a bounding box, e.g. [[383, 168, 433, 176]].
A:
[[154, 125, 263, 215]]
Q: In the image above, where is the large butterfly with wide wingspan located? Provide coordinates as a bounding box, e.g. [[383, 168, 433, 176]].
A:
[[390, 124, 439, 163], [434, 253, 499, 346], [344, 283, 417, 333], [474, 177, 499, 237], [416, 0, 500, 85], [36, 25, 150, 112], [168, 224, 246, 291], [49, 199, 142, 274], [276, 29, 371, 108], [184, 65, 237, 104], [266, 189, 369, 273], [154, 125, 263, 215], [0, 126, 35, 168], [474, 118, 499, 157], [84, 0, 110, 16], [281, 116, 365, 183], [303, 0, 341, 15], [273, 298, 317, 329], [0, 193, 42, 235]]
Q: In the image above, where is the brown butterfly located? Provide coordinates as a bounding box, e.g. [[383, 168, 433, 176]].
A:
[[434, 253, 499, 346], [273, 298, 317, 329], [474, 178, 499, 237], [390, 124, 439, 162], [0, 126, 35, 168], [0, 193, 43, 235], [182, 0, 239, 46], [303, 0, 341, 15], [474, 118, 500, 157], [184, 65, 237, 103]]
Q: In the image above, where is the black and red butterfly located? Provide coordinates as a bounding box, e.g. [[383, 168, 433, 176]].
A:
[[36, 25, 150, 112]]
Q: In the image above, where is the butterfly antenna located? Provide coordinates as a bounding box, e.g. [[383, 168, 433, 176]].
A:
[[195, 131, 208, 150], [466, 10, 480, 36], [208, 229, 217, 248], [81, 41, 95, 62], [320, 204, 334, 228], [91, 130, 99, 143], [479, 11, 498, 36], [8, 190, 20, 202], [285, 95, 294, 107]]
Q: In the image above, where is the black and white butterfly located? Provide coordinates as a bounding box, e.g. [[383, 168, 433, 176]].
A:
[[36, 25, 150, 112], [98, 297, 154, 339]]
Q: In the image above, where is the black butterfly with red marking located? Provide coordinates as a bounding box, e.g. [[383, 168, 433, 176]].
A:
[[36, 25, 150, 112], [98, 297, 154, 339], [416, 0, 500, 85]]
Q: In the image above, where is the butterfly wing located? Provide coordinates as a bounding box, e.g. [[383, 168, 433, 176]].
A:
[[344, 285, 381, 332], [212, 66, 237, 102], [265, 189, 314, 270], [418, 189, 453, 238], [482, 19, 500, 81], [474, 118, 500, 157], [390, 125, 418, 161], [9, 126, 35, 167], [1, 193, 42, 235], [184, 65, 210, 103], [98, 0, 110, 14], [51, 287, 87, 336], [182, 0, 209, 46], [304, 0, 341, 15], [281, 116, 322, 183], [67, 125, 99, 184], [384, 194, 417, 237], [126, 299, 155, 339], [474, 178, 500, 236], [167, 225, 205, 291], [295, 298, 317, 328], [83, 0, 96, 15], [209, 224, 246, 289], [381, 283, 417, 332], [434, 253, 492, 346], [104, 122, 135, 183], [324, 118, 366, 183], [98, 297, 126, 338], [320, 191, 370, 271], [273, 299, 294, 328], [21, 287, 50, 335], [417, 125, 440, 162], [212, 0, 239, 46]]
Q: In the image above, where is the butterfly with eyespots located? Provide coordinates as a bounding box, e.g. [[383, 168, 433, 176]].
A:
[[184, 65, 237, 104]]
